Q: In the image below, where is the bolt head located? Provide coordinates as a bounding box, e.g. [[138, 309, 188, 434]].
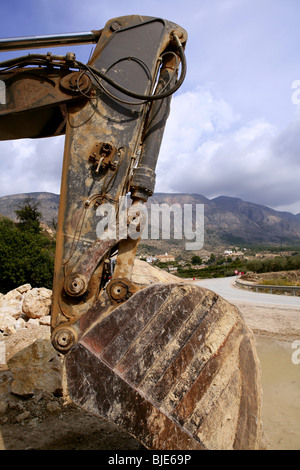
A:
[[52, 328, 75, 354], [64, 274, 87, 297]]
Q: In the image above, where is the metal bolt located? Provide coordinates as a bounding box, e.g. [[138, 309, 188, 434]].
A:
[[110, 21, 122, 32], [65, 274, 87, 297], [52, 328, 75, 353], [56, 330, 73, 348]]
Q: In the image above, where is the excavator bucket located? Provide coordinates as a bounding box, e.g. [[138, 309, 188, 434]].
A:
[[65, 282, 262, 450]]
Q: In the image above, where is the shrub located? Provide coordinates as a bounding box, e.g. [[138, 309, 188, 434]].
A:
[[0, 216, 55, 294]]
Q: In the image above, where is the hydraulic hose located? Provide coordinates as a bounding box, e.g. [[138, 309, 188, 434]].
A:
[[0, 35, 187, 102]]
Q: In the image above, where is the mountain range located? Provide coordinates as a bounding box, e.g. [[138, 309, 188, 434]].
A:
[[0, 191, 300, 249]]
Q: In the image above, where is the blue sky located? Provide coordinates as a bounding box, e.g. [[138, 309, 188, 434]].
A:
[[0, 0, 300, 213]]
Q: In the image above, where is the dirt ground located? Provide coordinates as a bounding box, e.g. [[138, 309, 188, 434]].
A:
[[255, 335, 300, 450], [0, 396, 145, 451], [1, 298, 299, 451], [236, 301, 300, 450]]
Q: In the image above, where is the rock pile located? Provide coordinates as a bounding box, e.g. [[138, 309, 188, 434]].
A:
[[0, 284, 64, 400], [0, 263, 181, 400], [0, 284, 52, 336], [0, 264, 182, 450]]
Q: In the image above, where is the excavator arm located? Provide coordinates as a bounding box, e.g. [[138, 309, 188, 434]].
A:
[[0, 15, 187, 345], [0, 15, 262, 450]]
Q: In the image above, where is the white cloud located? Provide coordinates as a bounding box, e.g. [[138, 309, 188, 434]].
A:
[[0, 85, 299, 214], [156, 87, 300, 213], [0, 136, 64, 196], [1, 85, 299, 214]]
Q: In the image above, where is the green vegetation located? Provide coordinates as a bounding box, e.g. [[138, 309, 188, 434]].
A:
[[175, 260, 245, 279], [191, 255, 202, 265], [14, 197, 43, 234], [246, 254, 300, 274], [154, 248, 300, 280], [0, 198, 55, 294], [261, 278, 300, 287]]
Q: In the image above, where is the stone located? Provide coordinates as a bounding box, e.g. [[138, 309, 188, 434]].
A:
[[0, 400, 8, 414], [0, 341, 6, 369], [22, 288, 52, 319], [3, 289, 23, 302], [46, 401, 61, 413], [132, 259, 183, 285], [15, 318, 26, 330], [26, 318, 40, 328], [0, 315, 17, 336], [39, 315, 51, 326], [0, 291, 23, 319], [7, 339, 63, 397], [16, 284, 32, 294], [16, 410, 31, 422]]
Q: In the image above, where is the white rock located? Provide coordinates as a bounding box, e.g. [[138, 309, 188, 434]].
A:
[[26, 318, 40, 328], [3, 289, 23, 301], [0, 315, 17, 335], [22, 288, 52, 319], [37, 287, 52, 299], [16, 284, 32, 294], [15, 318, 26, 330], [0, 341, 6, 366], [0, 288, 24, 319], [39, 315, 51, 326], [7, 339, 63, 396], [0, 300, 23, 319]]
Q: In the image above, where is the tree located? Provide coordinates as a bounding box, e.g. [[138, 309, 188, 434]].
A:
[[0, 216, 55, 293], [207, 253, 216, 265], [191, 255, 202, 265], [14, 197, 42, 233]]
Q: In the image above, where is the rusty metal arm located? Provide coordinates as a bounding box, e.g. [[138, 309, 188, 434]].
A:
[[51, 18, 187, 353], [0, 15, 188, 354]]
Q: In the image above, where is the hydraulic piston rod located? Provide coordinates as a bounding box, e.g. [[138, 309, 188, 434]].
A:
[[0, 30, 101, 51]]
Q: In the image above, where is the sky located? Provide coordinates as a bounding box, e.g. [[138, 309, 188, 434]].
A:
[[0, 0, 300, 214]]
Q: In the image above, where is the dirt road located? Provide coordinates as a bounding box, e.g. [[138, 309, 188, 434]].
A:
[[196, 275, 300, 307]]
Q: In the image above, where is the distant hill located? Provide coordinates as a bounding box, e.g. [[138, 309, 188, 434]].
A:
[[149, 193, 300, 246], [0, 192, 59, 226], [1, 191, 300, 248]]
